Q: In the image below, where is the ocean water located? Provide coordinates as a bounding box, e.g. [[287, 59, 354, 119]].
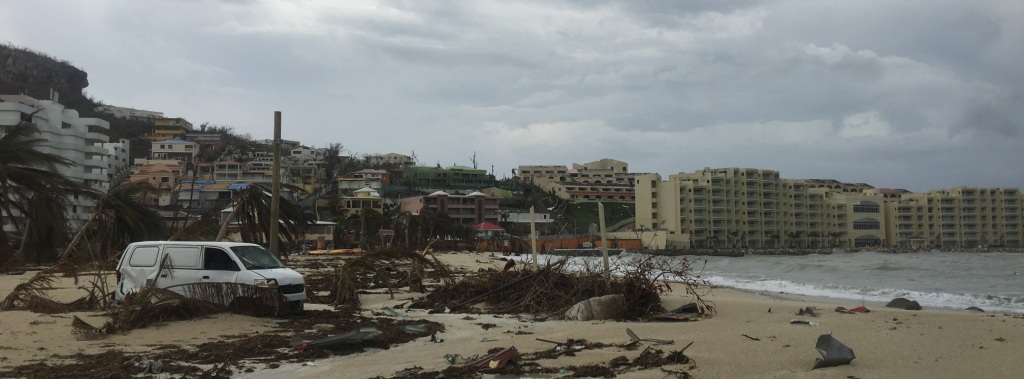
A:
[[513, 251, 1024, 313]]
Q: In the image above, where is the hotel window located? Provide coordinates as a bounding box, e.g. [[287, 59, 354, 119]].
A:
[[853, 218, 881, 230]]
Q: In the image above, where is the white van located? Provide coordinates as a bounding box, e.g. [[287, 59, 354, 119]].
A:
[[113, 241, 307, 313]]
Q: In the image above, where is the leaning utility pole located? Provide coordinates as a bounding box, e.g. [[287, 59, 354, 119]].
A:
[[598, 202, 610, 282], [269, 111, 282, 257]]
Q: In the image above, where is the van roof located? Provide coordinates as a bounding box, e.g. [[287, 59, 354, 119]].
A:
[[126, 241, 264, 248]]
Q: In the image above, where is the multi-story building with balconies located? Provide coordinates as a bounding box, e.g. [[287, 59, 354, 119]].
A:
[[633, 167, 894, 249], [886, 187, 1022, 248], [400, 191, 499, 226], [144, 117, 193, 141], [518, 158, 638, 203], [0, 94, 110, 229]]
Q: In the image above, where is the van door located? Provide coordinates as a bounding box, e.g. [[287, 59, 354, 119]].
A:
[[200, 246, 241, 284], [157, 245, 204, 293], [117, 245, 161, 298]]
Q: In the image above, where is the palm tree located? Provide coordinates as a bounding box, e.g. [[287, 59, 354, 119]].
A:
[[61, 181, 165, 261], [216, 184, 313, 256], [0, 121, 79, 267]]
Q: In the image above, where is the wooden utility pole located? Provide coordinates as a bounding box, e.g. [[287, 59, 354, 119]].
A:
[[530, 206, 538, 269], [598, 202, 610, 282], [269, 111, 282, 257]]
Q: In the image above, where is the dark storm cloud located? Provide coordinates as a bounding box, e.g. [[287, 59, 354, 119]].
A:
[[1, 0, 1022, 191]]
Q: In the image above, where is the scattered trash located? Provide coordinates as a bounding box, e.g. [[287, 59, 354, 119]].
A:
[[652, 302, 703, 322], [431, 331, 444, 343], [291, 327, 381, 351], [965, 306, 985, 312], [742, 334, 761, 341], [790, 319, 820, 326], [797, 306, 818, 317], [403, 324, 429, 335], [312, 323, 335, 331], [885, 297, 923, 310], [626, 328, 674, 345], [445, 354, 477, 365], [392, 367, 423, 376], [565, 294, 626, 321], [837, 306, 870, 314], [139, 359, 162, 374], [812, 332, 855, 369], [671, 302, 703, 314], [464, 346, 519, 372]]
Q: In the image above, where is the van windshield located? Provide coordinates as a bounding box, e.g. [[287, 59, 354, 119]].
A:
[[230, 246, 285, 270]]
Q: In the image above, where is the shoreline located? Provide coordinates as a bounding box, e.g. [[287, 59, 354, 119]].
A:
[[1, 251, 1022, 378]]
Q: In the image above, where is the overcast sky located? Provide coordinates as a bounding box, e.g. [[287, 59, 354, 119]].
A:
[[3, 0, 1022, 192]]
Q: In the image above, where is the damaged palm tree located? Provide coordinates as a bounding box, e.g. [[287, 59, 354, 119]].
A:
[[328, 244, 455, 307]]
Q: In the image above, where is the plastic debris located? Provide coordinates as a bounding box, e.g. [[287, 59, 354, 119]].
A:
[[812, 332, 855, 369], [797, 306, 819, 317], [403, 324, 429, 335], [291, 327, 380, 351], [790, 319, 820, 326]]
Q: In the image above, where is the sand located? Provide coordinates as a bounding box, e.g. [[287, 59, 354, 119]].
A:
[[1, 252, 1022, 378]]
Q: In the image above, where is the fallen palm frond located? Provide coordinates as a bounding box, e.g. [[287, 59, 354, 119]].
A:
[[0, 270, 66, 313], [174, 282, 288, 317]]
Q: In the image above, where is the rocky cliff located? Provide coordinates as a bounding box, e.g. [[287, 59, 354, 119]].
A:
[[0, 43, 96, 115]]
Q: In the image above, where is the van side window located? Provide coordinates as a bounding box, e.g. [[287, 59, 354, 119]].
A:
[[164, 246, 202, 269], [128, 246, 159, 267], [204, 248, 240, 271]]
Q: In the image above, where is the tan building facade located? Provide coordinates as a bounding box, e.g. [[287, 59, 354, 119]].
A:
[[634, 167, 1023, 249], [886, 187, 1022, 248], [518, 158, 637, 203]]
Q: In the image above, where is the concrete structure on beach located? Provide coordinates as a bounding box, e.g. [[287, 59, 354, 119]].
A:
[[632, 167, 1023, 249]]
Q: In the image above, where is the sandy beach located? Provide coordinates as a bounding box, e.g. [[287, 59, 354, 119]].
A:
[[1, 251, 1022, 378]]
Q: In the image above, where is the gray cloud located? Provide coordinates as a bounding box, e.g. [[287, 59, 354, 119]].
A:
[[1, 0, 1022, 192]]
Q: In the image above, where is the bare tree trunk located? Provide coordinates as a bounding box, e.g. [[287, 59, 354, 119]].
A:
[[216, 202, 243, 241], [59, 215, 97, 261]]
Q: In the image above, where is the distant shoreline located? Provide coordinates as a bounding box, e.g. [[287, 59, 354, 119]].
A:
[[535, 246, 1024, 257]]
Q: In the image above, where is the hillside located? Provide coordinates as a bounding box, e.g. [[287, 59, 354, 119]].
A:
[[1, 43, 154, 158]]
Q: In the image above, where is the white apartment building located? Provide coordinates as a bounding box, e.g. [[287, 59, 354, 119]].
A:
[[151, 139, 199, 163], [289, 146, 326, 163], [102, 138, 131, 184], [0, 94, 110, 230], [95, 105, 163, 121]]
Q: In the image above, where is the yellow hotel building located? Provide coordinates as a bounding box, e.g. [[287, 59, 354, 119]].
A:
[[633, 167, 1023, 249]]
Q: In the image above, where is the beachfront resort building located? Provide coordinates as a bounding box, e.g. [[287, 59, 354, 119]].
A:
[[632, 166, 1024, 249], [634, 168, 840, 249], [0, 94, 110, 230], [886, 187, 1022, 248], [518, 158, 639, 203]]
